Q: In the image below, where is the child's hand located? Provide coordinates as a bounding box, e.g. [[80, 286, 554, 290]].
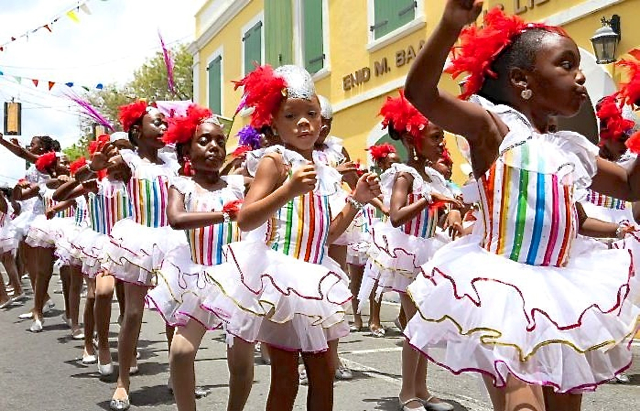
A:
[[287, 162, 317, 197], [353, 172, 381, 204], [90, 142, 118, 171], [45, 208, 56, 220], [432, 192, 464, 209], [57, 175, 73, 183], [336, 161, 357, 175], [443, 209, 464, 240], [443, 0, 484, 29]]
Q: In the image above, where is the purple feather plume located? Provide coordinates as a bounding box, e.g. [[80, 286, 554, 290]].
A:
[[237, 125, 262, 149], [159, 31, 176, 95], [66, 92, 114, 131]]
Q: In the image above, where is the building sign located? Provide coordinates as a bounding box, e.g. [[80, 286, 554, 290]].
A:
[[342, 40, 426, 91], [514, 0, 550, 14]]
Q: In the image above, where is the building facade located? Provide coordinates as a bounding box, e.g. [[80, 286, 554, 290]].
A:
[[189, 0, 639, 184]]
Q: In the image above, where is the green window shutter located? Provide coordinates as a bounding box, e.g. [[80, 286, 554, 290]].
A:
[[372, 0, 416, 39], [303, 0, 324, 74], [208, 56, 222, 115], [265, 0, 293, 66], [243, 21, 263, 75]]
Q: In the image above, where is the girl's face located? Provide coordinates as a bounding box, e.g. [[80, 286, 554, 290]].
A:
[[378, 152, 401, 171], [414, 123, 444, 162], [272, 97, 322, 152], [434, 158, 453, 180], [188, 122, 226, 173], [29, 137, 45, 155], [600, 138, 628, 162], [55, 155, 70, 177], [526, 35, 587, 117], [136, 110, 168, 149]]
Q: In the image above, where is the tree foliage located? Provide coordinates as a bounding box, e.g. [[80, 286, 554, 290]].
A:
[[64, 44, 193, 160]]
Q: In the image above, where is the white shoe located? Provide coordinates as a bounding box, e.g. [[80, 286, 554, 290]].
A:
[[421, 396, 454, 411], [72, 329, 85, 340], [82, 352, 97, 364], [11, 292, 27, 302], [43, 302, 52, 314], [0, 300, 13, 309], [98, 360, 114, 376], [30, 318, 43, 332], [129, 366, 139, 375], [399, 398, 426, 411], [61, 314, 71, 327], [18, 311, 33, 319]]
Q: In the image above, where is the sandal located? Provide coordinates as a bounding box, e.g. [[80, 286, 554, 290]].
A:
[[421, 396, 454, 411], [369, 325, 386, 338]]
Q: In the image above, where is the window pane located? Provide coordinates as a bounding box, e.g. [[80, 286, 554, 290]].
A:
[[303, 0, 324, 74], [208, 56, 222, 114]]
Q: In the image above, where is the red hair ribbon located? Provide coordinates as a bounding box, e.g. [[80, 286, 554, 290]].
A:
[[379, 90, 428, 143], [69, 157, 87, 176], [233, 65, 287, 129], [163, 104, 214, 146], [368, 143, 396, 163], [35, 152, 57, 173]]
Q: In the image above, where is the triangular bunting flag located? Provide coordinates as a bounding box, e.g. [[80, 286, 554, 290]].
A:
[[32, 79, 39, 87], [82, 86, 90, 92], [66, 10, 80, 23], [11, 37, 16, 41], [80, 4, 92, 15], [44, 24, 52, 33], [0, 70, 3, 76], [96, 83, 104, 89], [48, 81, 55, 90], [65, 82, 74, 87], [13, 76, 21, 83], [0, 47, 3, 52]]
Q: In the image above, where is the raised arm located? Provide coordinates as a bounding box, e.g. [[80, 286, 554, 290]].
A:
[[13, 182, 40, 201], [0, 133, 38, 163], [166, 186, 230, 230]]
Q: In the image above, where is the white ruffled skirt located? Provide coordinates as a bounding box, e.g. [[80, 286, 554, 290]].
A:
[[146, 245, 224, 330], [357, 223, 448, 311], [0, 220, 18, 255], [200, 240, 351, 353], [103, 218, 187, 287], [25, 215, 74, 249], [405, 233, 640, 393], [70, 228, 108, 278]]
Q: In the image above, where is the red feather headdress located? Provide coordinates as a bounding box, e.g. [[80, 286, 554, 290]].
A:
[[35, 152, 57, 173], [163, 104, 215, 146], [118, 100, 158, 132], [379, 90, 428, 142], [69, 157, 87, 176], [626, 131, 640, 154], [367, 143, 397, 163], [596, 94, 634, 144], [89, 134, 111, 155], [233, 65, 288, 129], [616, 48, 640, 108], [446, 8, 566, 100], [232, 145, 252, 158]]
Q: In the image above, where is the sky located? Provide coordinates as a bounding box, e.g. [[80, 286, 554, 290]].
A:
[[0, 0, 204, 186]]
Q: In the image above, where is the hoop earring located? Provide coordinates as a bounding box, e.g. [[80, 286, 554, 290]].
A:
[[521, 87, 533, 100]]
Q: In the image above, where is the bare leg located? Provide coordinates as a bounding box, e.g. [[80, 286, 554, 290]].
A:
[[266, 345, 300, 411], [67, 265, 84, 335], [111, 283, 147, 402], [95, 272, 115, 365], [169, 321, 206, 411], [504, 376, 545, 411], [543, 387, 581, 411], [60, 265, 71, 321], [83, 278, 96, 356], [33, 246, 55, 321], [115, 279, 125, 321], [0, 268, 10, 305], [368, 293, 382, 330], [2, 251, 23, 296], [302, 341, 336, 411], [22, 242, 38, 291], [327, 245, 349, 374], [227, 338, 255, 411], [347, 263, 364, 330], [483, 376, 506, 411]]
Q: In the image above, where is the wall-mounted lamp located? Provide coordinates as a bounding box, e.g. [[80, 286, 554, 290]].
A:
[[590, 14, 621, 64]]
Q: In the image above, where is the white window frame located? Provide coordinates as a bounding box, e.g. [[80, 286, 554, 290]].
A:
[[293, 0, 331, 81], [205, 45, 224, 115], [241, 11, 265, 77], [366, 0, 426, 53]]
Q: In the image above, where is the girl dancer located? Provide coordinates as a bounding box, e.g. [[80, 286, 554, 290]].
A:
[[0, 189, 24, 309], [359, 91, 460, 411], [404, 2, 640, 411], [87, 100, 183, 411], [202, 64, 380, 411], [58, 133, 133, 375], [146, 104, 252, 411]]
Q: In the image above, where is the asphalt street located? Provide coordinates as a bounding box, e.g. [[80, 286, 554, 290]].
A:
[[0, 273, 638, 411]]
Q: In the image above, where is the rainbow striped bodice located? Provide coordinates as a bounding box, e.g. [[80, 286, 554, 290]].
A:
[[179, 177, 243, 266], [87, 181, 131, 235], [478, 146, 578, 268], [402, 193, 438, 239], [585, 189, 627, 210], [265, 191, 331, 264], [42, 189, 75, 219], [127, 176, 170, 227]]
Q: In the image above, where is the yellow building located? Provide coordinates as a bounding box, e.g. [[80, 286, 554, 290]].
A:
[[189, 0, 640, 184]]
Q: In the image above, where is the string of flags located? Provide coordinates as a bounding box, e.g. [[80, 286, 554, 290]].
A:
[[0, 68, 104, 91], [0, 0, 106, 52]]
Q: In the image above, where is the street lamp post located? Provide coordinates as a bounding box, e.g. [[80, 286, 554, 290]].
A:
[[590, 15, 621, 64]]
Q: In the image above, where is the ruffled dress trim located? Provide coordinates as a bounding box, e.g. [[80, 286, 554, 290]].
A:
[[405, 95, 639, 393]]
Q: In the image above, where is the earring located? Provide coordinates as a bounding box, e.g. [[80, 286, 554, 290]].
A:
[[521, 87, 533, 100]]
